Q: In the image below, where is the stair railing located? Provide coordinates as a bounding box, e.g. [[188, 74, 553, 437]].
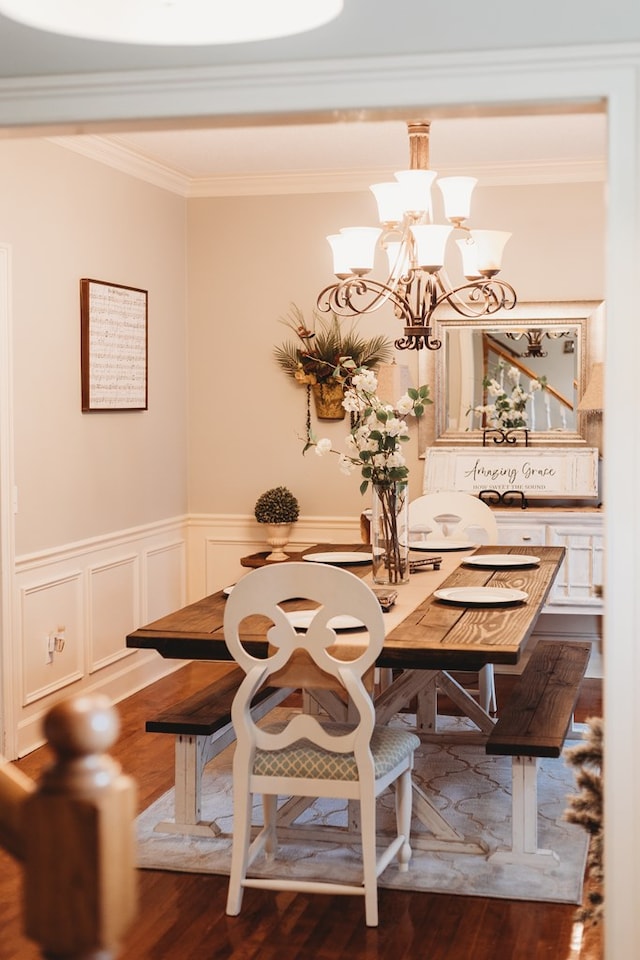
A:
[[0, 694, 137, 959]]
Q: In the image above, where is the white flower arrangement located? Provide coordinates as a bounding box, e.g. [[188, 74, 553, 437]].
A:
[[303, 365, 431, 584], [469, 359, 546, 430], [303, 366, 431, 493]]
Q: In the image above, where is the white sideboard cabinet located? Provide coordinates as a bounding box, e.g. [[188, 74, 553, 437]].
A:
[[494, 507, 604, 615]]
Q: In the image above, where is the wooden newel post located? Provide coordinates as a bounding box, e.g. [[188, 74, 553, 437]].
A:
[[23, 695, 138, 960]]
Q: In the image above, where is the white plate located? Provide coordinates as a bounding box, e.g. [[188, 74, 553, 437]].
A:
[[284, 610, 365, 631], [222, 585, 234, 596], [434, 587, 528, 607], [463, 554, 541, 569], [409, 539, 476, 552], [302, 551, 372, 565]]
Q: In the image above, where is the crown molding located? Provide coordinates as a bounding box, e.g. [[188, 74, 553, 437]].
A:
[[49, 133, 606, 198], [48, 134, 191, 195]]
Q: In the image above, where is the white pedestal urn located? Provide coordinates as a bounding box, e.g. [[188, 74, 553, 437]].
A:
[[265, 523, 293, 562], [371, 481, 409, 585], [254, 486, 300, 563]]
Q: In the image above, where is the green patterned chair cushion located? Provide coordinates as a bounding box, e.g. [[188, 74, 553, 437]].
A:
[[252, 723, 420, 781]]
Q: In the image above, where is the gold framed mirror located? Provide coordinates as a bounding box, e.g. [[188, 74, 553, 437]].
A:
[[418, 300, 605, 449]]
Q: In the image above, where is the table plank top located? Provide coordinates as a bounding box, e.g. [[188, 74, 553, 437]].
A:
[[126, 543, 564, 670]]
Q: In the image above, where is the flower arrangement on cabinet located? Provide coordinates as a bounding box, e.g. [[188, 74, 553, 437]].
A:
[[303, 366, 431, 584], [468, 358, 547, 430], [274, 303, 394, 387]]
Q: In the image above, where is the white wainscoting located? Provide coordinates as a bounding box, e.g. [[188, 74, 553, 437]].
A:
[[11, 510, 602, 755], [186, 514, 361, 600], [13, 517, 188, 756]]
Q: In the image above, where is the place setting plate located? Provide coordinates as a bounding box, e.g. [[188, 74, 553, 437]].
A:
[[284, 610, 365, 632], [302, 551, 372, 566], [462, 554, 541, 569], [408, 539, 476, 552], [433, 587, 529, 607]]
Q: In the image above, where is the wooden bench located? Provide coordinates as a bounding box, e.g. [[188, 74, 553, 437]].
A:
[[485, 639, 591, 864], [146, 666, 291, 836]]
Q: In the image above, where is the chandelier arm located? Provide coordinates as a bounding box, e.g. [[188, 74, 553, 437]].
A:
[[433, 279, 517, 319], [316, 277, 415, 325]]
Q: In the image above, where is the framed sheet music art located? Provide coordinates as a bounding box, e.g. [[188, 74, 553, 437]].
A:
[[80, 278, 148, 411]]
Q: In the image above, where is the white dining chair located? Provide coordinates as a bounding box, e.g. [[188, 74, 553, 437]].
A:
[[408, 492, 499, 714], [224, 561, 420, 927]]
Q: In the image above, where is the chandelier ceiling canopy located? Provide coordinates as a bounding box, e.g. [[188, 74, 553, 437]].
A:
[[0, 0, 343, 45], [317, 121, 517, 351]]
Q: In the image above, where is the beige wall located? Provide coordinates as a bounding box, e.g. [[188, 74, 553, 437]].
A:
[[0, 138, 189, 555], [0, 139, 605, 552], [187, 180, 605, 520]]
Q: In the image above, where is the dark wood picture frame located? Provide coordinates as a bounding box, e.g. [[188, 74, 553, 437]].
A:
[[80, 278, 148, 411]]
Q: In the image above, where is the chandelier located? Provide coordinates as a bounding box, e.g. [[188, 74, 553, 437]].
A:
[[0, 0, 343, 45], [317, 121, 517, 351], [505, 328, 571, 358]]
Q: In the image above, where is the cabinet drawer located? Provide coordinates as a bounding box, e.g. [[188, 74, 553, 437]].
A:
[[496, 524, 546, 546]]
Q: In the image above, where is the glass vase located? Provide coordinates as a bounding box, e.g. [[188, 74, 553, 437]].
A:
[[371, 481, 409, 585]]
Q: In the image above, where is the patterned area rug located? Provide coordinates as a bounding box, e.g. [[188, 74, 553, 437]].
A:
[[136, 714, 588, 904]]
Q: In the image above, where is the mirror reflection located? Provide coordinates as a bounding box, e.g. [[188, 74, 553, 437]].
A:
[[446, 324, 580, 434], [424, 300, 604, 447]]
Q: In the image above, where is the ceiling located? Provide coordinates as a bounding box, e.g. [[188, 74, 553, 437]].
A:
[[51, 111, 608, 198]]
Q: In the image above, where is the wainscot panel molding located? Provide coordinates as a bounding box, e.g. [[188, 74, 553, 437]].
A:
[[12, 517, 188, 757], [186, 514, 361, 600]]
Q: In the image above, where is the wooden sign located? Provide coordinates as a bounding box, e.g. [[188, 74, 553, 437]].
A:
[[423, 447, 600, 500]]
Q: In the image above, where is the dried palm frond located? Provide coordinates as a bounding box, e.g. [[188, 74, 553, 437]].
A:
[[564, 716, 603, 925], [274, 303, 394, 385]]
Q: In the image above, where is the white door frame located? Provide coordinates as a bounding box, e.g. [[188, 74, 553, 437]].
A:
[[0, 243, 16, 758], [0, 46, 636, 956]]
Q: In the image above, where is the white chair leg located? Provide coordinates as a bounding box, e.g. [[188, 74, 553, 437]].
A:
[[359, 793, 379, 927], [226, 784, 253, 916], [262, 793, 278, 860], [395, 769, 413, 871]]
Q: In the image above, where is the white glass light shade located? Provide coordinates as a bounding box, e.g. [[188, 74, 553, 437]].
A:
[[437, 176, 478, 224], [469, 229, 512, 276], [410, 224, 453, 272], [370, 182, 404, 225], [0, 0, 344, 45], [456, 237, 482, 280], [337, 227, 382, 274], [384, 241, 410, 280], [394, 170, 437, 217], [326, 234, 354, 278]]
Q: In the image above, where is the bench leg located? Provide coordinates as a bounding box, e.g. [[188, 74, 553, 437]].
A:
[[489, 755, 559, 865], [154, 732, 231, 837], [153, 688, 292, 838]]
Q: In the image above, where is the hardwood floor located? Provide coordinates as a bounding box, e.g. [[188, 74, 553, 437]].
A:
[[1, 662, 603, 960]]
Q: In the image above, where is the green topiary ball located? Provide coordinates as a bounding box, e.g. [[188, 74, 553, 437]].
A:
[[254, 486, 300, 524]]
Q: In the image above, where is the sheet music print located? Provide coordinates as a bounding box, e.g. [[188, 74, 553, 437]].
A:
[[88, 282, 147, 409]]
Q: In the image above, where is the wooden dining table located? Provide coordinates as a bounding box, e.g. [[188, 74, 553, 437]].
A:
[[127, 542, 564, 854], [127, 542, 564, 675]]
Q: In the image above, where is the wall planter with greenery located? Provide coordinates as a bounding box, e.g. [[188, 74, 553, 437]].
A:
[[274, 304, 394, 421]]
